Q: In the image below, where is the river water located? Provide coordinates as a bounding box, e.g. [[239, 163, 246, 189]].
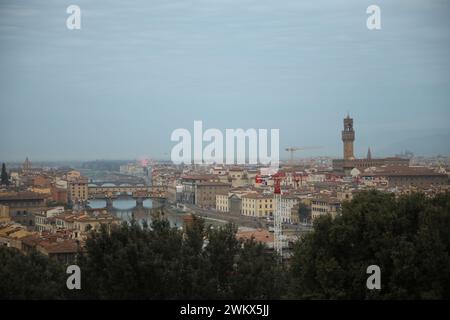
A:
[[87, 198, 185, 229]]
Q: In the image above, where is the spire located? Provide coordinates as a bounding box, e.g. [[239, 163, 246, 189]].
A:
[[367, 147, 372, 160], [23, 157, 31, 171]]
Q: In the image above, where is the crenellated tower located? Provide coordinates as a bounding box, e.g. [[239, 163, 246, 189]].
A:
[[342, 114, 355, 160]]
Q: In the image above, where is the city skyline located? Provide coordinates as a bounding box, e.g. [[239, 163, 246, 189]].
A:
[[1, 112, 448, 163], [1, 0, 450, 161]]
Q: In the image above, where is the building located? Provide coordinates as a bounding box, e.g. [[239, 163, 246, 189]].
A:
[[342, 114, 355, 160], [34, 207, 65, 232], [0, 204, 11, 224], [68, 177, 89, 204], [0, 224, 37, 249], [66, 170, 81, 181], [166, 184, 183, 203], [216, 187, 257, 215], [120, 163, 145, 176], [73, 210, 120, 232], [241, 193, 274, 218], [195, 181, 231, 208], [180, 174, 219, 204], [54, 210, 120, 233], [211, 166, 227, 175], [34, 213, 53, 232], [311, 197, 341, 220], [332, 115, 409, 174], [216, 193, 229, 212], [55, 213, 78, 230], [361, 166, 448, 188], [278, 195, 300, 224], [0, 192, 46, 229], [290, 204, 300, 225], [228, 167, 248, 187], [236, 228, 274, 248], [51, 184, 68, 204], [33, 175, 52, 188], [36, 239, 79, 264]]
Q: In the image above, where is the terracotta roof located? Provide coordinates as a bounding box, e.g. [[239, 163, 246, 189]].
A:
[[8, 229, 35, 239], [242, 193, 273, 200], [237, 229, 274, 244], [312, 197, 341, 205], [0, 225, 23, 237], [196, 181, 231, 187], [21, 235, 42, 247], [38, 239, 79, 254], [0, 192, 45, 201], [181, 175, 216, 181], [363, 166, 446, 177]]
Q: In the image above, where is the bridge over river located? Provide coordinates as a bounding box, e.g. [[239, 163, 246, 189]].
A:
[[88, 184, 167, 200], [87, 195, 185, 228]]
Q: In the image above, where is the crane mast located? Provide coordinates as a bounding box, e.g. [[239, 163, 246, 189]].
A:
[[273, 172, 284, 259], [255, 171, 285, 259]]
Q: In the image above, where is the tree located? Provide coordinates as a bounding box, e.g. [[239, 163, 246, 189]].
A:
[[1, 163, 9, 185], [0, 247, 66, 299], [289, 190, 450, 299], [202, 223, 240, 298], [231, 239, 286, 299], [75, 216, 284, 299]]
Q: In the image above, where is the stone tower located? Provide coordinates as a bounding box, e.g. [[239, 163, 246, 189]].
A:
[[342, 114, 355, 160]]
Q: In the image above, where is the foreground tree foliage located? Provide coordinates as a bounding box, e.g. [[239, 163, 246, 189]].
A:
[[289, 191, 450, 299], [1, 191, 449, 299], [0, 247, 66, 299], [74, 216, 285, 299]]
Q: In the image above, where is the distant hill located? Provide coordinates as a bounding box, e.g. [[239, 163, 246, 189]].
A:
[[378, 133, 450, 157]]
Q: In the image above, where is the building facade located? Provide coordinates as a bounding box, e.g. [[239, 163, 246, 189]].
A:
[[68, 177, 88, 203], [361, 166, 448, 188], [311, 197, 341, 220], [241, 193, 274, 218], [0, 192, 46, 229], [194, 182, 231, 208], [278, 195, 300, 224]]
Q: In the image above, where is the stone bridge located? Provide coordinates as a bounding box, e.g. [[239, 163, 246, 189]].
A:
[[88, 185, 167, 199]]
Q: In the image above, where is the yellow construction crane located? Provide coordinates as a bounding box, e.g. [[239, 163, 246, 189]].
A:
[[285, 146, 322, 164]]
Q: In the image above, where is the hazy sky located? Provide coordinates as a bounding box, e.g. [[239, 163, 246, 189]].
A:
[[1, 0, 449, 161]]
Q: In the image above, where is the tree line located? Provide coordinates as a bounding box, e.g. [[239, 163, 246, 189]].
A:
[[0, 190, 449, 299]]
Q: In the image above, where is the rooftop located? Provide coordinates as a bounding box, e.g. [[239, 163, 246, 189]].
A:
[[37, 239, 79, 254], [237, 229, 274, 244], [363, 166, 447, 177], [0, 192, 46, 201]]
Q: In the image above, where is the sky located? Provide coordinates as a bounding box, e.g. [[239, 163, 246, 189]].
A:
[[0, 0, 449, 161]]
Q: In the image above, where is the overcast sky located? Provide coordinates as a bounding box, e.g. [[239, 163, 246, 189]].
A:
[[0, 0, 449, 161]]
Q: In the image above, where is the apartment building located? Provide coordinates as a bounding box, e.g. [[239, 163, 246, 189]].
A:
[[241, 193, 274, 218], [216, 193, 229, 212], [67, 177, 89, 203], [195, 182, 231, 208], [278, 195, 300, 224], [311, 197, 341, 220]]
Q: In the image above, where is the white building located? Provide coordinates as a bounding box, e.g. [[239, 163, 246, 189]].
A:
[[311, 197, 341, 220]]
